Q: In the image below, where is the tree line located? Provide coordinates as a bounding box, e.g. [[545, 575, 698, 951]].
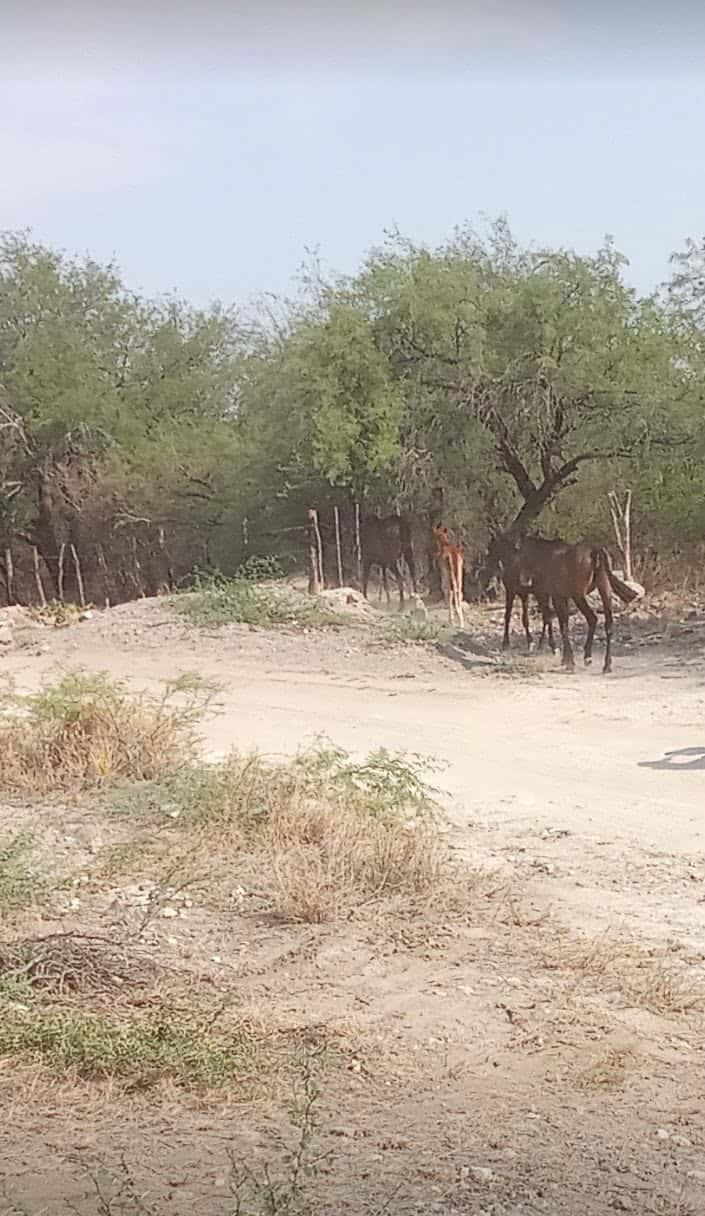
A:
[[1, 220, 705, 607]]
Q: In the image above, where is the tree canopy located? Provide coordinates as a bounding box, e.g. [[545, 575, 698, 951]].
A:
[[1, 221, 704, 606]]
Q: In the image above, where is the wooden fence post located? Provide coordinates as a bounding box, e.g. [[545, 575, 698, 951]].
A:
[[306, 508, 324, 593], [354, 501, 362, 587], [32, 547, 47, 608], [58, 543, 66, 604], [333, 506, 343, 587], [70, 544, 86, 608]]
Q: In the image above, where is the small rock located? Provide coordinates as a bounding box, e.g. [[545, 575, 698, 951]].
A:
[[160, 906, 178, 919], [69, 897, 81, 911], [0, 623, 13, 646], [671, 1134, 692, 1148], [468, 1167, 496, 1185], [656, 1128, 670, 1141]]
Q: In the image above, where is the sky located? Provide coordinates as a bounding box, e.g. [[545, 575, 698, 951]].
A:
[[2, 1, 705, 310]]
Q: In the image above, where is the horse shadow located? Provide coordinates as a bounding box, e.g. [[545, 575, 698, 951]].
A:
[[639, 747, 705, 771]]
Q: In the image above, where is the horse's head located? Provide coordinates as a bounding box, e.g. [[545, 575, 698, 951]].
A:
[[477, 530, 520, 591]]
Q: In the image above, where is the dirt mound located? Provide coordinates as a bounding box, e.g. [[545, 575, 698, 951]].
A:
[[317, 586, 378, 617]]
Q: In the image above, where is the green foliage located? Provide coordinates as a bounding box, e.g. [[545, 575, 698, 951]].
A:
[[0, 1005, 256, 1085], [0, 834, 42, 913], [236, 554, 285, 582], [108, 742, 440, 835], [2, 220, 705, 604], [385, 617, 452, 644]]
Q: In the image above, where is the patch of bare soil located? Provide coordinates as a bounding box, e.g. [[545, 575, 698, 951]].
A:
[[1, 588, 705, 1212]]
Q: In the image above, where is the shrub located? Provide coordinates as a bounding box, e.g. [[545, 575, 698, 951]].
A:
[[0, 670, 219, 795]]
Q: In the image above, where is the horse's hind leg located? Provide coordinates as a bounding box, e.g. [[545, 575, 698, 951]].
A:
[[595, 580, 614, 673], [520, 593, 533, 652], [546, 605, 557, 654], [536, 596, 551, 652], [393, 560, 405, 610], [575, 595, 598, 666], [382, 566, 393, 606], [502, 590, 515, 649], [554, 597, 574, 671], [455, 578, 465, 628]]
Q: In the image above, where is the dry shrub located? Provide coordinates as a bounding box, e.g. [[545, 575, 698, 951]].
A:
[[544, 932, 705, 1016], [266, 806, 447, 923], [111, 742, 451, 924], [0, 933, 162, 996], [0, 670, 219, 795]]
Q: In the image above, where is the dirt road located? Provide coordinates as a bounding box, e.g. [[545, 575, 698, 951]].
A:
[[5, 596, 705, 946]]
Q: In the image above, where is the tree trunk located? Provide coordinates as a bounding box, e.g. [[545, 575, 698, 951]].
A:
[[608, 490, 633, 580], [3, 548, 15, 605]]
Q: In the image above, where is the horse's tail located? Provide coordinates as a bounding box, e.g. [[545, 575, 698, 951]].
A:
[[593, 547, 641, 604]]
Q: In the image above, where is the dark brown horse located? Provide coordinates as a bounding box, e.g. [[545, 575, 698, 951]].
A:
[[481, 532, 639, 672], [361, 514, 418, 607], [479, 533, 557, 654]]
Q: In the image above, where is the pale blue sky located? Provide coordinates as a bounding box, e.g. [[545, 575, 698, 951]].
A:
[[2, 2, 705, 309]]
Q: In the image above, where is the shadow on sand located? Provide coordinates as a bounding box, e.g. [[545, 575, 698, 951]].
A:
[[639, 747, 705, 771]]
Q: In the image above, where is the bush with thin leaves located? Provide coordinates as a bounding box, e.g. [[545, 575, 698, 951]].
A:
[[109, 742, 451, 924], [177, 580, 345, 628], [0, 670, 220, 795]]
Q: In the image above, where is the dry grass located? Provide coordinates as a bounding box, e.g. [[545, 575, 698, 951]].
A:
[[265, 805, 447, 923], [0, 670, 219, 795], [0, 933, 162, 996], [542, 931, 705, 1015], [107, 743, 450, 924], [0, 931, 260, 1089]]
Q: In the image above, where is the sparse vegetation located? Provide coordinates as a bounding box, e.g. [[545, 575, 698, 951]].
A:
[[0, 1004, 257, 1086], [385, 617, 452, 644], [0, 670, 219, 794], [177, 580, 345, 628], [107, 742, 447, 923], [0, 834, 42, 914]]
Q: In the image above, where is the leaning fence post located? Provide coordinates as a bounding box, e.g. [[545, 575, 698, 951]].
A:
[[306, 508, 324, 594], [32, 546, 47, 608]]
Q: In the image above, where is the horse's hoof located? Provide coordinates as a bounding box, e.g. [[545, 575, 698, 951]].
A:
[[584, 657, 592, 666]]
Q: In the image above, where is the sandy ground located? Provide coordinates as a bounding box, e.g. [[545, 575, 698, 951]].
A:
[[4, 593, 705, 947], [1, 591, 705, 1214]]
